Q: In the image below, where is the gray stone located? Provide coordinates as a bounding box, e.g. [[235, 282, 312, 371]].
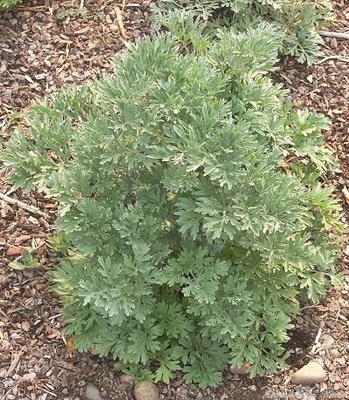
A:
[[85, 382, 102, 400], [321, 334, 335, 349], [329, 348, 340, 358], [134, 381, 159, 400], [290, 361, 326, 385]]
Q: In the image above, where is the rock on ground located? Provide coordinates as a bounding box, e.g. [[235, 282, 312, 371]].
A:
[[291, 361, 327, 385], [85, 382, 103, 400], [134, 381, 160, 400]]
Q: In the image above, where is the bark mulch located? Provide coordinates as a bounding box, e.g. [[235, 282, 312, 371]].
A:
[[1, 1, 349, 399]]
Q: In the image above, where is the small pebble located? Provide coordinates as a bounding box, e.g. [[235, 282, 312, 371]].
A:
[[134, 381, 159, 400], [22, 372, 36, 381], [337, 357, 346, 366], [230, 364, 250, 375], [109, 24, 119, 32], [291, 361, 326, 385], [85, 382, 102, 400], [329, 348, 340, 358], [321, 334, 334, 349]]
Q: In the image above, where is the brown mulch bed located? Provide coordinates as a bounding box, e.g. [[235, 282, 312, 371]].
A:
[[1, 1, 349, 399]]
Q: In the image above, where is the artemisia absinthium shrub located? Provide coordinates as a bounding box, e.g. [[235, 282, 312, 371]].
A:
[[1, 23, 343, 387]]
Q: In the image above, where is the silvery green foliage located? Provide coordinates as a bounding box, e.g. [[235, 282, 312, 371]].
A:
[[2, 25, 343, 387], [152, 0, 333, 64]]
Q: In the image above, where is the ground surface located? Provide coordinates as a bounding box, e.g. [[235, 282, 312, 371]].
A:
[[0, 1, 349, 399]]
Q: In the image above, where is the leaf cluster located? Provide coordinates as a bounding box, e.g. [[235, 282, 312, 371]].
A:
[[0, 0, 22, 10], [1, 24, 343, 387]]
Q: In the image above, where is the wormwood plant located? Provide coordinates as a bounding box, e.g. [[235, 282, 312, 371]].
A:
[[1, 24, 343, 387], [152, 0, 333, 63]]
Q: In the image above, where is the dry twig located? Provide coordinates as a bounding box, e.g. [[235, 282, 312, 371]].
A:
[[5, 351, 23, 377], [17, 5, 47, 11], [115, 5, 130, 39], [316, 55, 349, 64], [319, 30, 349, 40], [310, 326, 323, 355], [0, 192, 50, 219]]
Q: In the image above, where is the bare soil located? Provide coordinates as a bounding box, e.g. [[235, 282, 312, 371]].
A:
[[1, 1, 349, 399]]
